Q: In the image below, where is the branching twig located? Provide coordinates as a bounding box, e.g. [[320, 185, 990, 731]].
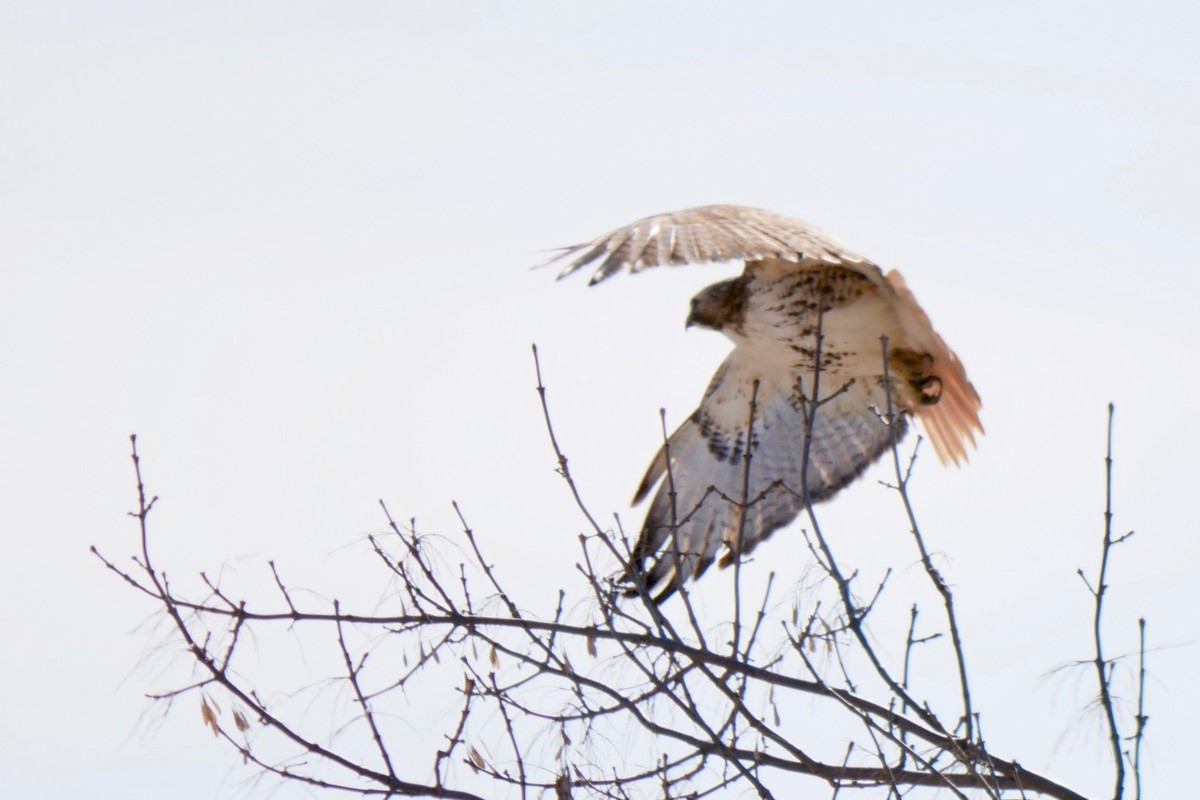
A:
[[880, 335, 975, 744], [1085, 403, 1128, 800], [98, 353, 1133, 800]]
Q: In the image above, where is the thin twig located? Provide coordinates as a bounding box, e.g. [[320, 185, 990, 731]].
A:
[[880, 335, 975, 743], [1132, 617, 1147, 800], [1091, 402, 1126, 800], [731, 379, 762, 662]]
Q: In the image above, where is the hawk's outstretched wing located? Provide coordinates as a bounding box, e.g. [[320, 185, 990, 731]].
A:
[[627, 350, 905, 601], [549, 204, 871, 284]]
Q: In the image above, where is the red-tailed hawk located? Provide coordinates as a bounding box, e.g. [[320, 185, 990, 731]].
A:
[[549, 205, 982, 601]]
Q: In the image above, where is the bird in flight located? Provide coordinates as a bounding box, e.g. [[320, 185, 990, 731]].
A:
[[548, 205, 982, 601]]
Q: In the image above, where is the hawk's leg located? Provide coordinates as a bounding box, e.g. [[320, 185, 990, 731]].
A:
[[889, 347, 943, 406]]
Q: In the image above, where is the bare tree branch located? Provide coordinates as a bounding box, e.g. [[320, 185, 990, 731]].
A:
[[96, 359, 1146, 799]]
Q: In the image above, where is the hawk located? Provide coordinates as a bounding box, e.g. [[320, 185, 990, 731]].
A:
[[549, 205, 982, 601]]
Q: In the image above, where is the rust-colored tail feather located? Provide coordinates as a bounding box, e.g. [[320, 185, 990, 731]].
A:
[[885, 270, 983, 465]]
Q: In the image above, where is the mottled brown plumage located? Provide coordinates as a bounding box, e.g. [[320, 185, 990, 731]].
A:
[[548, 205, 982, 601]]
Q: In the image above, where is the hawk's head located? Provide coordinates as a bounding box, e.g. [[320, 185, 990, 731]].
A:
[[687, 277, 747, 333]]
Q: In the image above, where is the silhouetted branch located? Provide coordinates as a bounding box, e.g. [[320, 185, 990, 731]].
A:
[[879, 335, 975, 744], [1130, 617, 1148, 800], [96, 359, 1146, 799]]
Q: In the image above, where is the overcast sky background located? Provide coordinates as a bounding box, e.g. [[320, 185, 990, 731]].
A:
[[3, 2, 1199, 798]]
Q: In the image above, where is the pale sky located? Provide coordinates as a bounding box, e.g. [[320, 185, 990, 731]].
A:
[[3, 2, 1199, 798]]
